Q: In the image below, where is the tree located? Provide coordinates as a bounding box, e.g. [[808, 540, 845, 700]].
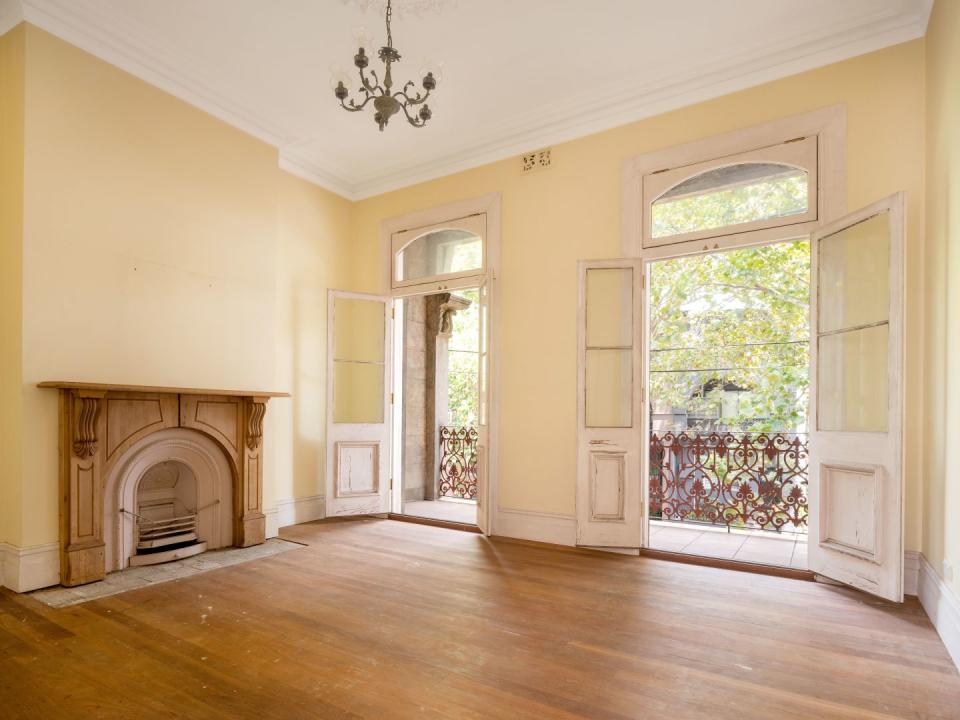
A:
[[447, 288, 479, 426], [650, 175, 810, 434]]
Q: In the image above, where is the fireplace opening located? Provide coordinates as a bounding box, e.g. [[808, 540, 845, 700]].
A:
[[129, 460, 209, 566]]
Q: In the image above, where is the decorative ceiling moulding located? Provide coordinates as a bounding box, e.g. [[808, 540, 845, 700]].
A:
[[18, 0, 294, 147], [16, 0, 933, 201], [0, 0, 24, 36]]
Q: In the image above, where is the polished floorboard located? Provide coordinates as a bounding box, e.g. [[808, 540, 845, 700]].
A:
[[1, 518, 957, 719]]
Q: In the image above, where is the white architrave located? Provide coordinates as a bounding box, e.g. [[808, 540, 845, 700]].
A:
[[379, 194, 501, 534], [614, 108, 848, 556]]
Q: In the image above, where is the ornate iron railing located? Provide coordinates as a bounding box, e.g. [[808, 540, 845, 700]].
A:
[[650, 431, 808, 533], [439, 426, 478, 500]]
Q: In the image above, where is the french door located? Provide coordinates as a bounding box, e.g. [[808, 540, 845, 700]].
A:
[[808, 193, 905, 601], [325, 290, 393, 517], [575, 259, 644, 548]]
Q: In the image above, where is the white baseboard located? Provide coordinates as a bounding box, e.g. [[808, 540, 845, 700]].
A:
[[265, 494, 325, 538], [493, 507, 576, 546], [265, 507, 279, 539], [276, 494, 325, 528], [0, 542, 60, 593], [917, 554, 960, 672], [904, 550, 921, 596]]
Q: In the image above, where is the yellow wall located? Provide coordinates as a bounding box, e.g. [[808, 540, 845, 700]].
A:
[[274, 171, 353, 505], [923, 0, 960, 596], [0, 24, 25, 547], [351, 41, 928, 548], [9, 26, 353, 548]]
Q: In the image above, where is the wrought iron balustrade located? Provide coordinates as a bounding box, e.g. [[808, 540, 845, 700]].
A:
[[439, 426, 478, 500], [650, 431, 808, 533]]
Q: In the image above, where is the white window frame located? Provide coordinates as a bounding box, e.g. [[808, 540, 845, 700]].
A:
[[622, 105, 846, 261], [389, 213, 487, 294], [618, 106, 846, 549], [643, 135, 818, 248]]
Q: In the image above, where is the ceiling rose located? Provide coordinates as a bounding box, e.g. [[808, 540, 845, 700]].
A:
[[331, 0, 441, 131]]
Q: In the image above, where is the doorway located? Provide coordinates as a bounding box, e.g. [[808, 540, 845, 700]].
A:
[[393, 287, 480, 526], [646, 239, 810, 569]]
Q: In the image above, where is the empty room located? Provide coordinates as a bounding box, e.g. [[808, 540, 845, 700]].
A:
[[1, 0, 959, 718]]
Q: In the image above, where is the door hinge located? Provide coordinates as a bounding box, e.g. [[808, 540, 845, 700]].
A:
[[390, 392, 394, 405], [390, 477, 394, 490], [391, 307, 395, 319]]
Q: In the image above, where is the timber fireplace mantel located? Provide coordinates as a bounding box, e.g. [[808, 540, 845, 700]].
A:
[[39, 381, 289, 587]]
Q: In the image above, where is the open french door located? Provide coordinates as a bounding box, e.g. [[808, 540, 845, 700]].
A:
[[475, 277, 492, 534], [325, 290, 393, 517], [809, 193, 905, 601], [575, 259, 644, 548]]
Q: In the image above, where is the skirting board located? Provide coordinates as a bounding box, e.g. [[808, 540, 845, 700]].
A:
[[265, 494, 325, 539], [0, 542, 60, 593], [917, 554, 960, 672], [493, 507, 576, 546]]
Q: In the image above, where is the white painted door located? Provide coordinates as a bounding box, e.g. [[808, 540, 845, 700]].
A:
[[325, 290, 393, 518], [808, 193, 905, 601], [475, 277, 492, 534], [576, 260, 644, 547]]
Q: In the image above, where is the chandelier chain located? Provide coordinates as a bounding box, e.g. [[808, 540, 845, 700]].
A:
[[386, 0, 393, 48]]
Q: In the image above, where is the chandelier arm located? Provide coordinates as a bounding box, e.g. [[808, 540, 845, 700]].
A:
[[394, 87, 430, 105], [359, 66, 383, 95], [399, 100, 427, 128], [340, 93, 375, 112]]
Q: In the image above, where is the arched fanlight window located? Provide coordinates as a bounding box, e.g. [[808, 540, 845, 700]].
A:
[[643, 136, 817, 248], [392, 213, 486, 289]]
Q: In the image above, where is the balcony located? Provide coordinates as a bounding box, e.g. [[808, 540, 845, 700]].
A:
[[401, 426, 478, 524], [649, 431, 808, 567]]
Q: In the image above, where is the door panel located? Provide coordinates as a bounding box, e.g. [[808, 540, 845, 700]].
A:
[[326, 291, 393, 518], [475, 277, 492, 534], [808, 193, 904, 601], [576, 260, 643, 548]]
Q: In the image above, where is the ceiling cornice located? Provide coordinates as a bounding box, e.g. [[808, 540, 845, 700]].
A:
[[0, 0, 24, 36], [12, 0, 933, 202]]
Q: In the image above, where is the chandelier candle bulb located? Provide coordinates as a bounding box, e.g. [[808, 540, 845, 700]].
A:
[[333, 0, 439, 131]]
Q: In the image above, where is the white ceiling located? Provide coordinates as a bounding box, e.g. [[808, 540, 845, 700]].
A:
[[3, 0, 933, 199]]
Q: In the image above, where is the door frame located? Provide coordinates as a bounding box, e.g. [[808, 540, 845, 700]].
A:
[[619, 108, 847, 552], [380, 194, 502, 534]]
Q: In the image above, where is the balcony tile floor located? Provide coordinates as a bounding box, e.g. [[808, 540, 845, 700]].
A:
[[650, 520, 807, 569], [403, 500, 477, 525]]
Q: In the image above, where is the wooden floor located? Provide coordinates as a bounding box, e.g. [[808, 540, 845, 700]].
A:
[[1, 519, 958, 719]]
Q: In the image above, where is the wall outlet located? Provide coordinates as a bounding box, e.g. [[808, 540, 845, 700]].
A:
[[944, 559, 954, 582], [521, 148, 552, 174]]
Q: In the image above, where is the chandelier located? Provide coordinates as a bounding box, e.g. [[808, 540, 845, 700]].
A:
[[331, 0, 438, 131]]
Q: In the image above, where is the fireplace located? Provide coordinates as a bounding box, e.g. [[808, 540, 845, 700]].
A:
[[39, 382, 288, 586]]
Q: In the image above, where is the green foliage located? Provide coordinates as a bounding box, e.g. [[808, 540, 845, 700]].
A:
[[650, 238, 810, 433], [447, 289, 479, 426], [652, 174, 807, 238]]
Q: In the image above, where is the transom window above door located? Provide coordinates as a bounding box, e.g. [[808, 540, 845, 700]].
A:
[[392, 213, 486, 290], [643, 135, 818, 249]]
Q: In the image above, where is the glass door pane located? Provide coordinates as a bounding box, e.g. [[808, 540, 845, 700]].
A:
[[816, 210, 891, 433], [333, 297, 386, 424], [584, 267, 634, 428]]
